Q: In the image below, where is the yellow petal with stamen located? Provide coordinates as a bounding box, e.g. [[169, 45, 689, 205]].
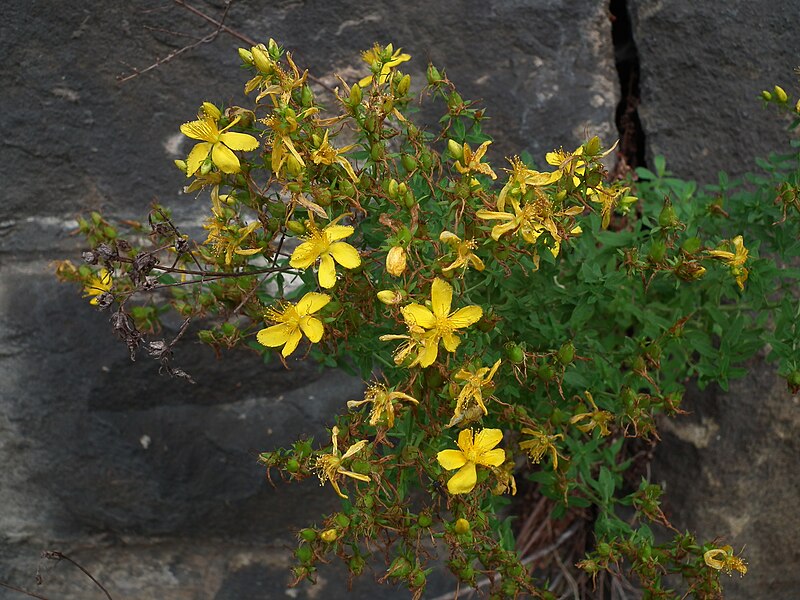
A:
[[318, 254, 337, 288], [256, 323, 292, 347], [401, 304, 436, 329], [281, 328, 303, 356], [437, 449, 467, 470], [299, 315, 324, 342], [431, 278, 453, 318], [447, 462, 477, 494], [219, 131, 260, 151], [329, 242, 361, 268], [448, 306, 483, 328], [212, 143, 241, 173], [186, 142, 212, 177], [296, 292, 330, 315]]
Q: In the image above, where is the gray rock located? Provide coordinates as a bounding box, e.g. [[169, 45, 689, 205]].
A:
[[630, 0, 800, 182], [653, 359, 800, 599]]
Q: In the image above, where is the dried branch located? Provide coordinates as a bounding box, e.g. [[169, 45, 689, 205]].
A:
[[41, 551, 115, 600]]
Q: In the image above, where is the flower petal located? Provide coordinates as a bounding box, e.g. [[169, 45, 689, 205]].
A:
[[220, 131, 260, 151], [329, 242, 361, 269], [296, 292, 331, 315], [442, 332, 461, 352], [290, 240, 320, 269], [281, 327, 303, 356], [211, 143, 241, 174], [477, 448, 506, 467], [401, 304, 436, 329], [299, 315, 324, 342], [457, 428, 474, 452], [186, 142, 212, 177], [417, 337, 440, 368], [256, 323, 292, 347], [437, 449, 467, 470], [448, 305, 483, 328], [324, 224, 355, 242], [431, 278, 453, 317], [473, 428, 503, 452], [318, 254, 337, 288], [447, 462, 477, 494], [341, 439, 369, 460]]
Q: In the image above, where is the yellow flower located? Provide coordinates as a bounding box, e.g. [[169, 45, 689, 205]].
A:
[[83, 268, 112, 305], [453, 359, 501, 417], [704, 546, 748, 576], [359, 43, 411, 87], [386, 245, 407, 276], [439, 231, 485, 273], [399, 278, 483, 367], [347, 383, 419, 429], [497, 156, 561, 211], [180, 102, 260, 176], [436, 428, 506, 494], [203, 218, 261, 265], [314, 426, 370, 499], [289, 216, 361, 289], [545, 144, 586, 186], [454, 141, 497, 180], [256, 292, 330, 357], [519, 427, 564, 469], [570, 391, 614, 436], [310, 130, 358, 182], [706, 235, 749, 290], [477, 195, 582, 267]]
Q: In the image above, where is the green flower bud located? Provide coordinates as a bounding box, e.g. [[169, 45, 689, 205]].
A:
[[301, 85, 314, 107], [334, 514, 351, 528], [585, 136, 601, 155], [349, 84, 362, 107], [447, 139, 464, 161], [397, 74, 411, 96], [658, 202, 678, 228], [295, 544, 313, 563], [286, 220, 306, 236], [238, 48, 254, 65], [401, 154, 418, 172], [774, 85, 788, 103], [761, 90, 773, 101], [648, 239, 667, 263], [557, 341, 575, 365], [299, 528, 317, 542], [426, 64, 442, 84]]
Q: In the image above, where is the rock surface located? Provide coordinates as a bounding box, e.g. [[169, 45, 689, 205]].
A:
[[2, 0, 799, 598], [1, 0, 617, 598], [654, 359, 800, 599], [630, 0, 800, 182]]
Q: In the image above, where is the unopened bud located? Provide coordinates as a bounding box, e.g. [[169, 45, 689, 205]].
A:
[[173, 159, 187, 174], [251, 45, 272, 73], [388, 178, 399, 198], [447, 139, 464, 161], [585, 136, 601, 155], [426, 64, 442, 84], [320, 528, 338, 543], [377, 289, 403, 305], [761, 90, 773, 101], [200, 160, 213, 175], [238, 48, 254, 65], [287, 220, 306, 236], [454, 518, 470, 534], [349, 84, 362, 107], [386, 246, 407, 276], [774, 85, 788, 103], [397, 74, 411, 96]]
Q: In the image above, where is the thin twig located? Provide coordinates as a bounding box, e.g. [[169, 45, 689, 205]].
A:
[[118, 1, 233, 84], [427, 522, 582, 600], [0, 581, 51, 600], [42, 551, 114, 600], [173, 0, 338, 95]]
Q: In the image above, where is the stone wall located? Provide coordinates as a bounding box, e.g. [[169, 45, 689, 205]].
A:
[[1, 0, 798, 598]]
